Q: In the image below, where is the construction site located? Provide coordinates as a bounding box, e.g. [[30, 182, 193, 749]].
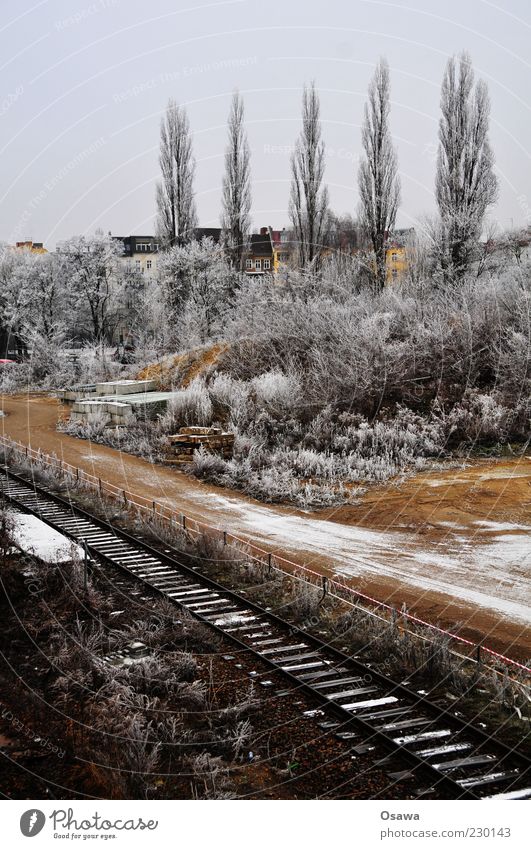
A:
[[58, 378, 235, 463]]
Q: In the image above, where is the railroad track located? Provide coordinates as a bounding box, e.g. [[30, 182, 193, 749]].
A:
[[1, 464, 530, 801]]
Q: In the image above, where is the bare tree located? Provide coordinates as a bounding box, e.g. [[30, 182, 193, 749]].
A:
[[221, 91, 251, 269], [156, 99, 197, 248], [435, 51, 498, 278], [503, 229, 527, 266], [289, 82, 329, 268], [358, 58, 401, 291]]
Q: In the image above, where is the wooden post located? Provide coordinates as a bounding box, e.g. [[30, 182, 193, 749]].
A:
[[182, 514, 186, 530], [76, 467, 79, 481], [98, 478, 102, 495], [123, 490, 127, 505], [223, 530, 227, 546], [321, 576, 329, 600], [476, 644, 482, 665]]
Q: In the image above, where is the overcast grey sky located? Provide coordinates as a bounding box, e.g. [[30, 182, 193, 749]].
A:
[[1, 0, 529, 247]]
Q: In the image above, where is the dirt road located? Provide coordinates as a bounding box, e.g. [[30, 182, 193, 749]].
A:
[[2, 393, 530, 658]]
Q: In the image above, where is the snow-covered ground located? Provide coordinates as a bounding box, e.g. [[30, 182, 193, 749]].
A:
[[183, 492, 531, 626], [9, 511, 84, 564]]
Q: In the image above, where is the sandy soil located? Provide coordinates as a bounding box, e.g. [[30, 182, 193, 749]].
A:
[[1, 393, 530, 659]]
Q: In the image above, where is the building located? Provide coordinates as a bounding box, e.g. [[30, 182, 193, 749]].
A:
[[0, 328, 26, 361], [271, 228, 292, 273], [385, 243, 408, 283], [385, 228, 414, 283], [113, 235, 160, 280], [14, 240, 47, 254], [244, 227, 274, 274]]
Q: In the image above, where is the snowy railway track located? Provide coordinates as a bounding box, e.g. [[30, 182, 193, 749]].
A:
[[1, 465, 530, 801]]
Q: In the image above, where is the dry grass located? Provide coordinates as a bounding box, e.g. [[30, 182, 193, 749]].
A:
[[136, 342, 229, 390]]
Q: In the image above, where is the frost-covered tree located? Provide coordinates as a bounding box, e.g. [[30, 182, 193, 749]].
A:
[[0, 248, 70, 343], [221, 91, 251, 270], [289, 82, 329, 268], [59, 231, 122, 344], [158, 238, 238, 345], [435, 52, 498, 278], [156, 99, 197, 248], [358, 58, 401, 291]]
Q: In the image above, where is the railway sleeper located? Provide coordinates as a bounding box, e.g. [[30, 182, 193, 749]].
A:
[[432, 754, 497, 772]]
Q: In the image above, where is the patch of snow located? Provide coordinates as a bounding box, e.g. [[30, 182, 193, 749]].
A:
[[9, 511, 84, 564], [184, 492, 531, 626], [473, 520, 529, 532]]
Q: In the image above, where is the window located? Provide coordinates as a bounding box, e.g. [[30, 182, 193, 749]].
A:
[[391, 252, 398, 261], [147, 260, 152, 270], [135, 260, 141, 271], [245, 259, 253, 269], [391, 268, 398, 279], [255, 259, 261, 270], [263, 259, 270, 270]]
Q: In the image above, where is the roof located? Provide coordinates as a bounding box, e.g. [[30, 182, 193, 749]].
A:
[[248, 233, 273, 256], [113, 236, 160, 255]]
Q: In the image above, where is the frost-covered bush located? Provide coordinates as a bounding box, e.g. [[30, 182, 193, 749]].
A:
[[0, 362, 32, 393], [208, 372, 250, 426], [288, 579, 322, 621], [60, 418, 166, 463], [167, 378, 213, 426], [244, 465, 301, 504], [191, 445, 228, 478], [441, 391, 524, 445], [62, 411, 108, 440], [328, 407, 445, 462], [251, 370, 302, 416]]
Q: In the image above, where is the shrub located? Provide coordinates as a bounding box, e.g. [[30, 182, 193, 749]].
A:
[[167, 378, 213, 426], [191, 445, 228, 478], [251, 370, 302, 416]]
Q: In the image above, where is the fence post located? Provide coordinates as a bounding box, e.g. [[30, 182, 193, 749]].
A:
[[182, 514, 186, 531], [76, 467, 79, 482], [321, 575, 329, 600], [123, 490, 127, 505], [223, 530, 227, 546], [98, 478, 102, 495], [83, 539, 89, 591], [476, 644, 482, 665]]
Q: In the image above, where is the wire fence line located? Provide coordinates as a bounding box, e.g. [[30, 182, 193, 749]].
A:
[[1, 432, 529, 678]]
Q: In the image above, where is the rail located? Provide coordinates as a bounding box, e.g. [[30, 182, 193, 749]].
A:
[[0, 432, 529, 677]]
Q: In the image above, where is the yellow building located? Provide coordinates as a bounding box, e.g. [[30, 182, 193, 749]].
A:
[[15, 240, 48, 254], [385, 243, 408, 283], [384, 229, 414, 282]]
